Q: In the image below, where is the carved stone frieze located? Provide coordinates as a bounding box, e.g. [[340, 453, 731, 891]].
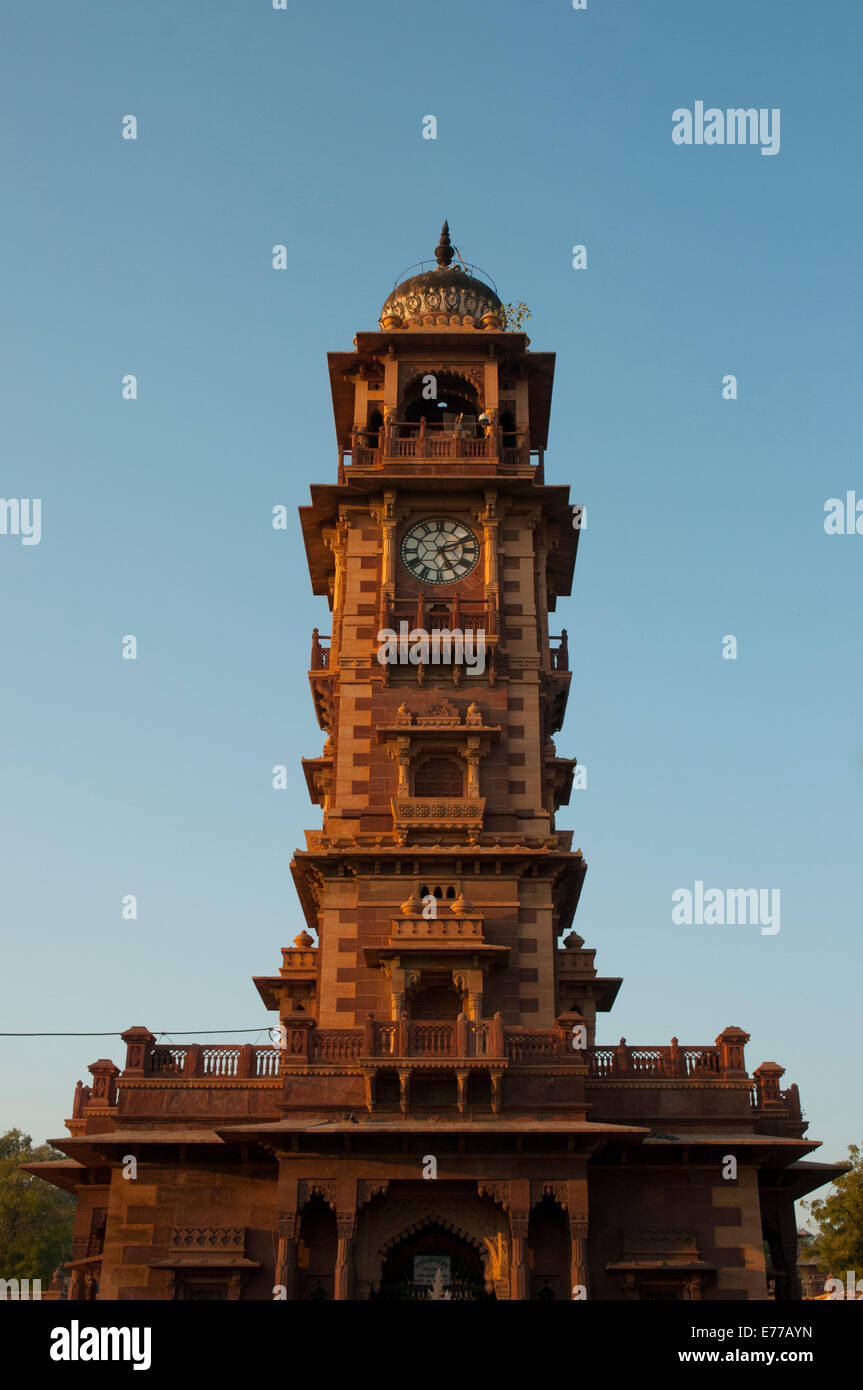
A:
[[298, 1181, 337, 1211], [477, 1181, 510, 1210], [358, 1180, 390, 1207]]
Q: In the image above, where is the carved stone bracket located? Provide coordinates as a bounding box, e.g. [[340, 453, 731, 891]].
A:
[[477, 1181, 511, 1211], [531, 1180, 568, 1211], [298, 1181, 338, 1211], [277, 1213, 301, 1241], [336, 1213, 358, 1240], [358, 1180, 390, 1207]]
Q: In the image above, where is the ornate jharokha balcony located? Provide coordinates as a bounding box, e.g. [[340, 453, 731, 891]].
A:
[[339, 421, 544, 481]]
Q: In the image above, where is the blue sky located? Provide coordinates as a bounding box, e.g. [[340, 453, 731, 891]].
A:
[[1, 1, 860, 1180]]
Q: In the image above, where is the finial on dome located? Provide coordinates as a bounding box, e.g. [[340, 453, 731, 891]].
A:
[[435, 221, 454, 268]]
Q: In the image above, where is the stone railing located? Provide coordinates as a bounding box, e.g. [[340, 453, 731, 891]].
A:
[[549, 632, 569, 672], [587, 1043, 720, 1079], [392, 797, 485, 833], [117, 1024, 757, 1083], [384, 595, 494, 638], [310, 1030, 364, 1062], [367, 1016, 499, 1060], [280, 948, 318, 971], [148, 1043, 280, 1079], [309, 629, 331, 671], [505, 1029, 565, 1063], [348, 422, 536, 465], [390, 917, 484, 942]]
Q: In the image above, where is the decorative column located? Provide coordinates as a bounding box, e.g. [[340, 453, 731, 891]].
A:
[[509, 1212, 530, 1300], [322, 515, 350, 658], [569, 1217, 589, 1298], [275, 1212, 300, 1300], [455, 1069, 469, 1115], [532, 517, 549, 664], [753, 1061, 786, 1109], [567, 1175, 589, 1298], [120, 1026, 155, 1077], [465, 736, 481, 799], [716, 1025, 751, 1078], [398, 1067, 411, 1115], [334, 1213, 357, 1301], [371, 490, 398, 631], [475, 488, 500, 639], [87, 1058, 120, 1109]]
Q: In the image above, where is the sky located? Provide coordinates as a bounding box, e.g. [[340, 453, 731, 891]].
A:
[[0, 1, 859, 1191]]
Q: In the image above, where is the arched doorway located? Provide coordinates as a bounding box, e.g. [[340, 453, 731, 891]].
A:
[[297, 1193, 337, 1300], [528, 1195, 570, 1300], [371, 1220, 495, 1301], [402, 373, 480, 427]]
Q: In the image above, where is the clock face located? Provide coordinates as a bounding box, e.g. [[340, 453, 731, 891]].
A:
[[400, 517, 480, 585]]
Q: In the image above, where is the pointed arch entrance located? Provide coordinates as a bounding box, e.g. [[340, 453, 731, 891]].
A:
[[370, 1219, 496, 1301]]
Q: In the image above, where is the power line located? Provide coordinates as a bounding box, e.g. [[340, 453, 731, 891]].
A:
[[0, 1028, 273, 1038]]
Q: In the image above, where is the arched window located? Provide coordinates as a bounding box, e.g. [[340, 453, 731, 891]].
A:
[[414, 758, 463, 798]]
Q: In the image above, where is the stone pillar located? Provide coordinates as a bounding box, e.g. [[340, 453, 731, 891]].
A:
[[87, 1059, 120, 1108], [120, 1026, 155, 1077], [569, 1223, 589, 1298], [716, 1025, 751, 1077], [372, 490, 397, 631], [398, 1067, 410, 1115], [334, 1214, 357, 1301], [275, 1212, 300, 1300], [753, 1061, 786, 1109], [322, 516, 350, 658], [456, 1069, 469, 1115], [567, 1175, 589, 1298], [775, 1198, 803, 1301], [510, 1213, 530, 1300]]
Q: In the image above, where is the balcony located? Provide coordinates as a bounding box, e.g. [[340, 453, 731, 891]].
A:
[[149, 1043, 281, 1079], [390, 917, 484, 942], [340, 422, 543, 481], [101, 1023, 802, 1127], [588, 1043, 720, 1079], [309, 629, 331, 671], [308, 630, 335, 732], [126, 1029, 751, 1077], [383, 595, 495, 638], [391, 795, 485, 839], [548, 631, 569, 672]]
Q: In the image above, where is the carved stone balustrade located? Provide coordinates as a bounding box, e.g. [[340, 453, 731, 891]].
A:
[[390, 916, 484, 942]]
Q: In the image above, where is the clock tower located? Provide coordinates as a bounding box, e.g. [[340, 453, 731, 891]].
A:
[[33, 224, 835, 1306], [296, 221, 596, 1047]]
